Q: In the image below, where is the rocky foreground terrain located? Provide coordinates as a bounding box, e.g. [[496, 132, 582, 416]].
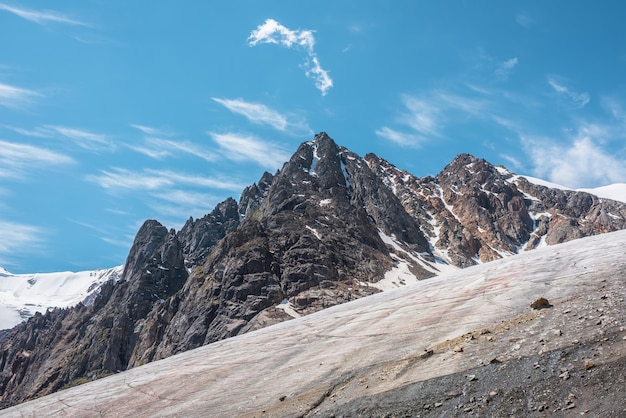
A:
[[1, 132, 625, 410], [1, 229, 624, 417]]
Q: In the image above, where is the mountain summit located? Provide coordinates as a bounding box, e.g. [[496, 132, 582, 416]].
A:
[[1, 133, 625, 408]]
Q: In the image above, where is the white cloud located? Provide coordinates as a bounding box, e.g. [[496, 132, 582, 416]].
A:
[[524, 135, 626, 188], [515, 12, 534, 28], [0, 82, 41, 108], [0, 221, 44, 257], [248, 18, 333, 96], [86, 168, 243, 192], [0, 3, 89, 26], [0, 140, 75, 178], [495, 57, 518, 80], [208, 132, 291, 169], [86, 168, 172, 191], [375, 127, 425, 148], [129, 124, 174, 137], [5, 124, 114, 151], [128, 125, 218, 162], [212, 97, 311, 134], [44, 125, 114, 151], [146, 137, 217, 162], [547, 77, 590, 107]]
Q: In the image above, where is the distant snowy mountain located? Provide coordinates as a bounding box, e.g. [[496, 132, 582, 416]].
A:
[[0, 266, 123, 330]]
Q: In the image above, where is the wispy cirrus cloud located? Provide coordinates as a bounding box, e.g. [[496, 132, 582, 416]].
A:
[[86, 168, 243, 192], [547, 77, 590, 107], [0, 139, 74, 178], [0, 220, 44, 262], [46, 125, 114, 151], [5, 124, 114, 151], [495, 57, 518, 80], [207, 131, 291, 169], [127, 124, 217, 162], [248, 18, 333, 96], [376, 91, 487, 147], [0, 82, 41, 108], [212, 97, 311, 134], [0, 2, 89, 26], [374, 127, 426, 148]]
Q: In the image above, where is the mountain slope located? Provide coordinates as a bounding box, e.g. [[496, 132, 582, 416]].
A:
[[2, 229, 624, 417], [1, 132, 625, 409]]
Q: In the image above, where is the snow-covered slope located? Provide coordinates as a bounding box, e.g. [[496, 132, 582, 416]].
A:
[[4, 229, 624, 417], [578, 183, 626, 203], [520, 176, 626, 203], [0, 266, 123, 330]]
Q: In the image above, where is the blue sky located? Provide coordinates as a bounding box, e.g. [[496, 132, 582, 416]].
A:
[[1, 1, 625, 273]]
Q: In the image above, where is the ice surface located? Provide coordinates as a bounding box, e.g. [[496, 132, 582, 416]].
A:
[[5, 229, 625, 417]]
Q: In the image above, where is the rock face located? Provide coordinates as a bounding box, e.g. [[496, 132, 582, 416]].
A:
[[1, 132, 626, 409], [0, 221, 188, 407], [369, 152, 626, 267]]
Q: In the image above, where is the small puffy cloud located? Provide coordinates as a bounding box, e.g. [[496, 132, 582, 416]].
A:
[[207, 131, 291, 169], [515, 12, 534, 28], [0, 82, 41, 108], [547, 77, 590, 107], [248, 18, 333, 96], [212, 97, 311, 134], [0, 140, 74, 178], [0, 2, 89, 26]]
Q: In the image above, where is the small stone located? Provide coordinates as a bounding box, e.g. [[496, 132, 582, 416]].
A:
[[531, 297, 552, 310], [453, 345, 464, 352], [489, 391, 498, 397], [566, 402, 576, 410], [467, 374, 477, 381], [434, 402, 443, 407], [584, 360, 594, 370]]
